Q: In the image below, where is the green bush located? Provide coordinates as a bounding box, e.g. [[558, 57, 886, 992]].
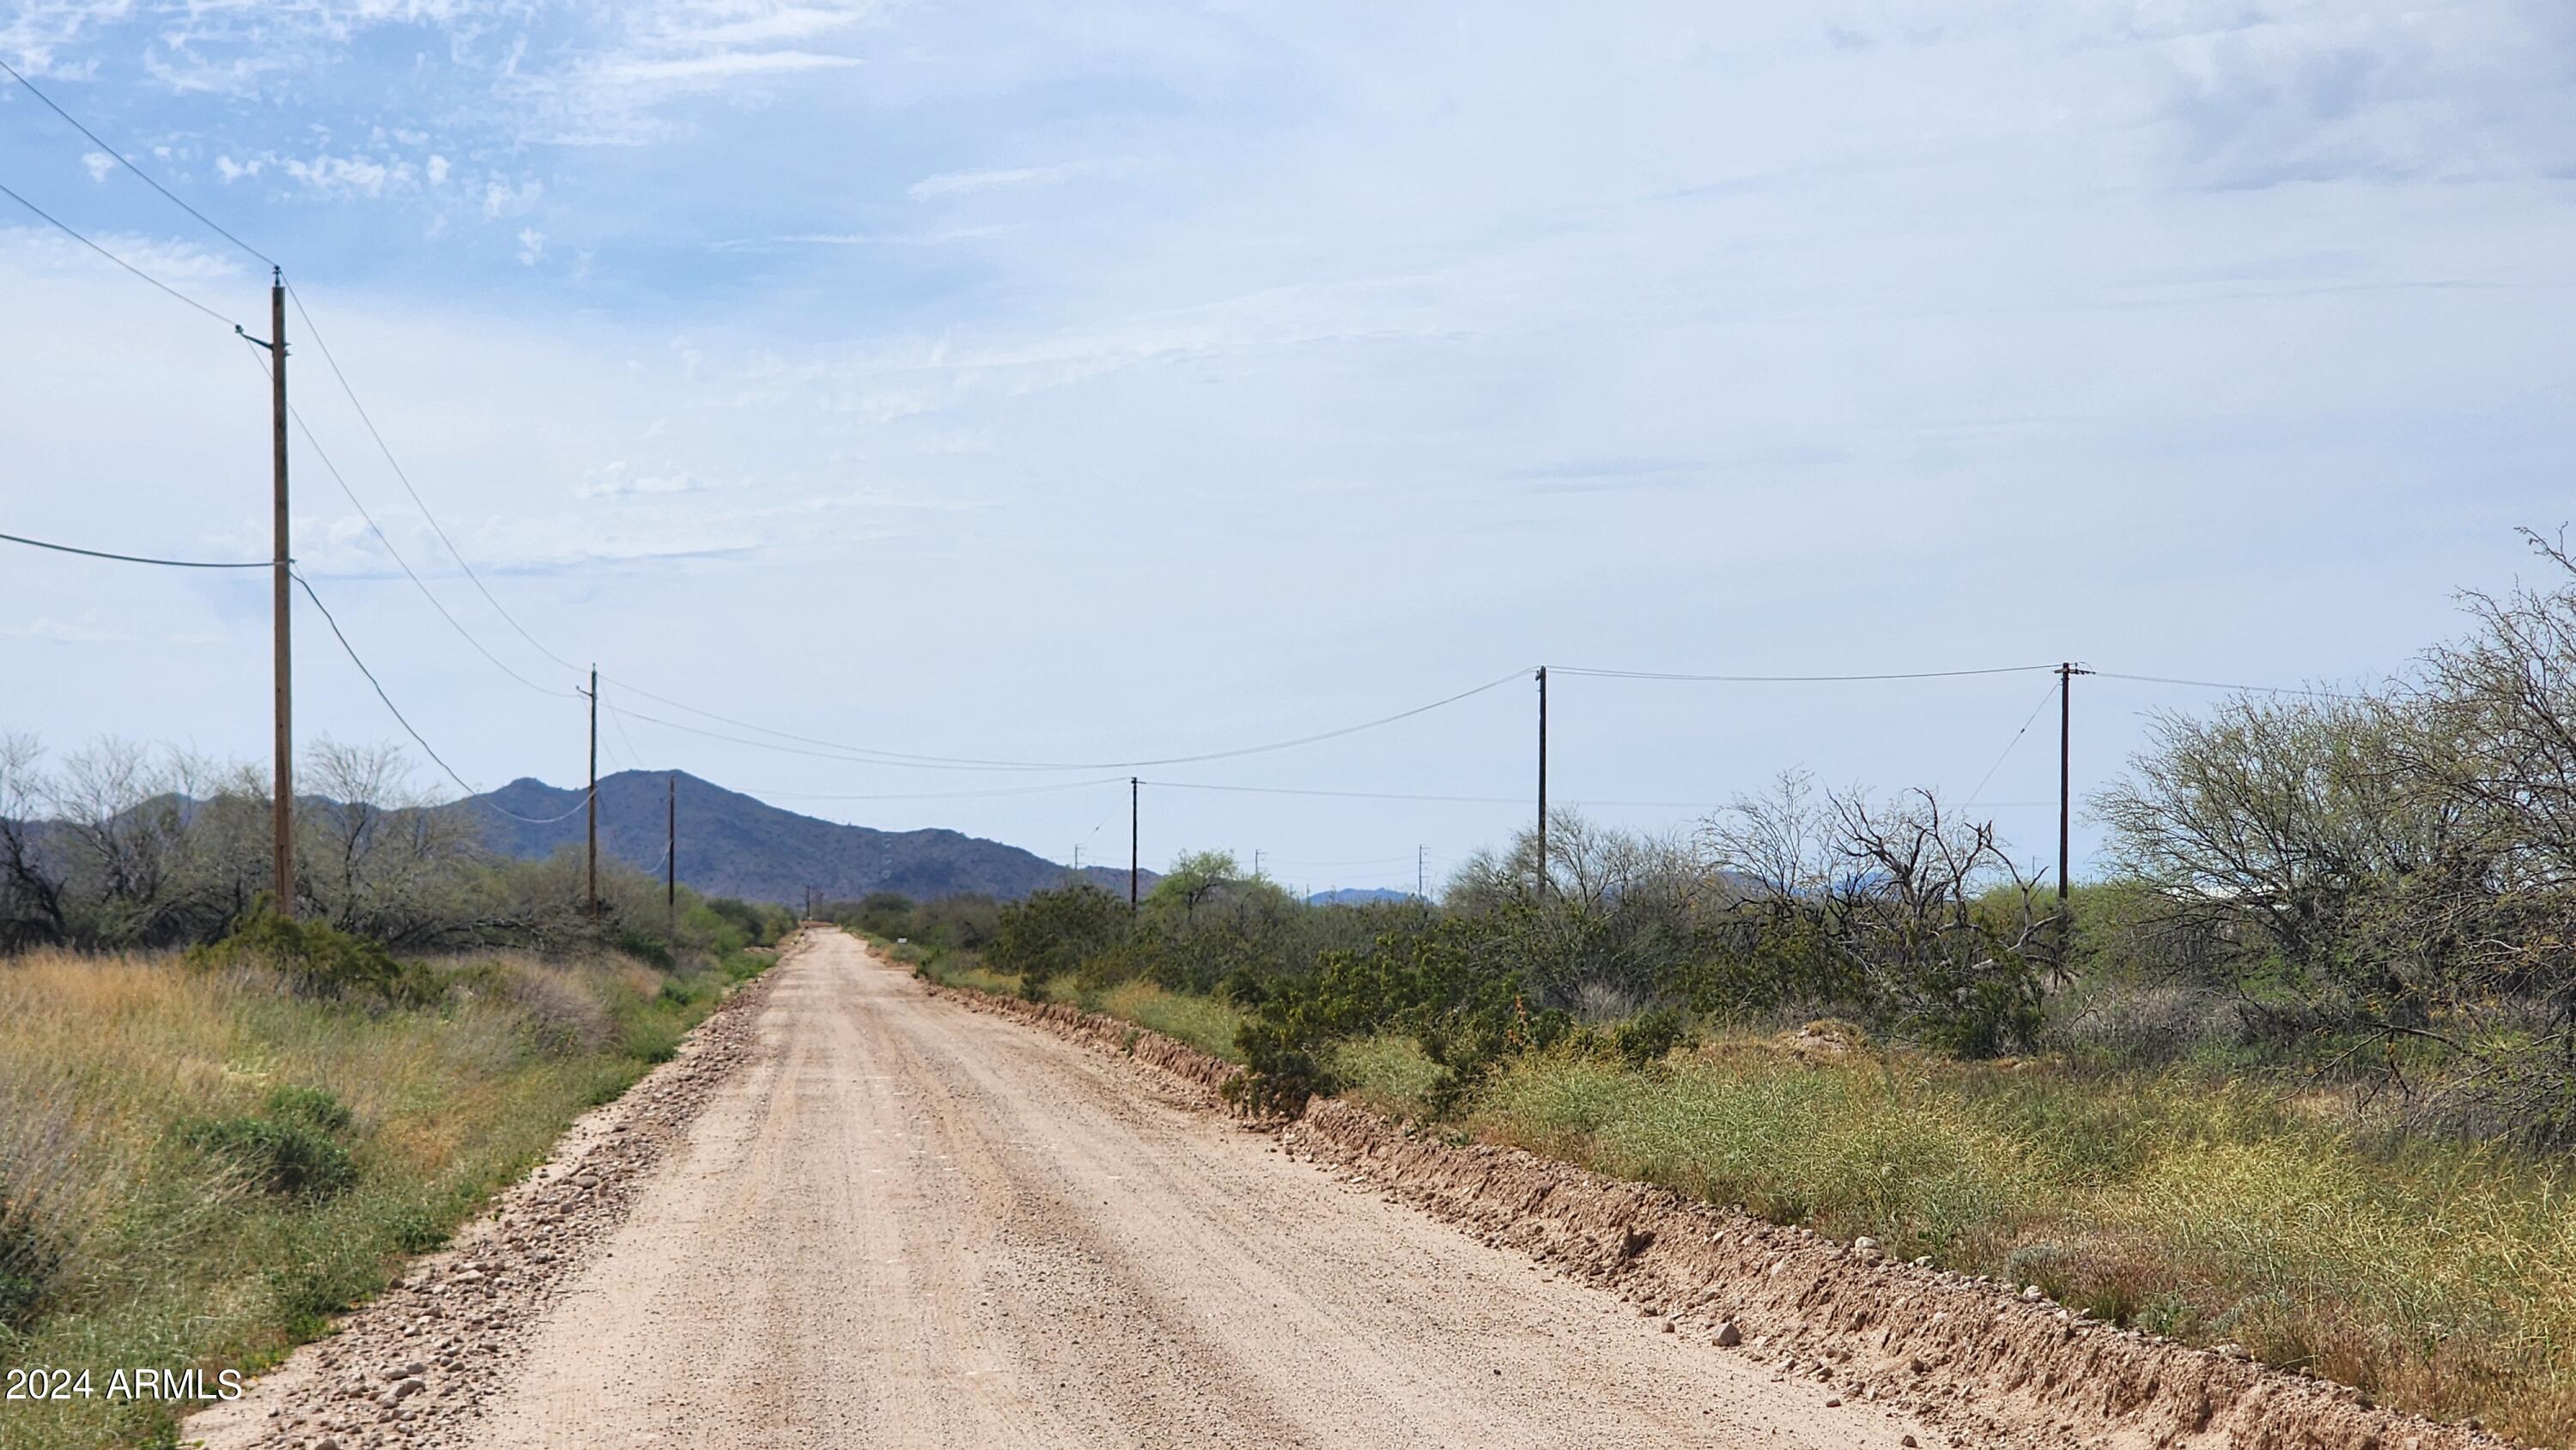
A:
[[611, 926, 675, 969], [181, 1115, 356, 1198], [262, 1084, 354, 1133], [190, 907, 437, 1007], [988, 884, 1129, 999], [1607, 1007, 1692, 1068]]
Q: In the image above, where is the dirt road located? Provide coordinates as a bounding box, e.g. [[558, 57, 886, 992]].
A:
[[211, 929, 1937, 1448]]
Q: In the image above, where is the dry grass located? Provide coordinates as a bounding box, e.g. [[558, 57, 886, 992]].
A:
[[1473, 1039, 2576, 1444], [862, 948, 2576, 1438], [0, 946, 751, 1450]]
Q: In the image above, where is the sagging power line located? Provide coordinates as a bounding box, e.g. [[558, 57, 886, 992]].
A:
[[4, 68, 2405, 914], [0, 57, 275, 267], [0, 176, 248, 330]]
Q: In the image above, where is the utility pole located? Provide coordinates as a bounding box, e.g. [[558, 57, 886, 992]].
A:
[[1128, 776, 1139, 911], [2057, 662, 2091, 948], [1418, 844, 1426, 902], [244, 269, 295, 916], [665, 771, 677, 937], [1254, 848, 1263, 881], [584, 666, 598, 919], [1534, 665, 1548, 900]]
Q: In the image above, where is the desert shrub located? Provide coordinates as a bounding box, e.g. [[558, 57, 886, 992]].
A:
[[262, 1084, 354, 1134], [181, 1115, 356, 1198], [988, 884, 1129, 999], [1607, 1007, 1692, 1068], [842, 891, 917, 938], [1231, 910, 1574, 1117], [190, 907, 439, 1007], [491, 962, 614, 1055], [703, 895, 795, 947], [611, 925, 675, 969], [916, 894, 1002, 950]]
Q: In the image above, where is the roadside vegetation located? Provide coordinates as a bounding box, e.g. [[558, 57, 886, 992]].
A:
[[847, 532, 2576, 1445], [0, 741, 794, 1450]]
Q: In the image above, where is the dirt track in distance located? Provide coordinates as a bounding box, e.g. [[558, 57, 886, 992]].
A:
[[196, 928, 1949, 1448]]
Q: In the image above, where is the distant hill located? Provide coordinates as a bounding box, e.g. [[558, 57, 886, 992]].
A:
[[459, 771, 1145, 907], [1305, 887, 1420, 907]]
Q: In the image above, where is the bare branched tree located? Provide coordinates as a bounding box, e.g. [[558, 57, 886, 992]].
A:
[[0, 733, 67, 948]]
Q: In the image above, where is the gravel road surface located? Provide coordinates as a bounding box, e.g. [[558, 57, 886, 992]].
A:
[[284, 929, 1937, 1448]]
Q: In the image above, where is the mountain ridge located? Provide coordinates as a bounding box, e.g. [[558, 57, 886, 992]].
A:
[[458, 770, 1147, 907]]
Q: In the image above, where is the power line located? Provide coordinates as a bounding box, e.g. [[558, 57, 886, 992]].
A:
[[0, 56, 275, 267], [611, 669, 1534, 774], [289, 569, 594, 826], [289, 568, 479, 800], [1551, 663, 2057, 683], [0, 175, 246, 329], [236, 337, 575, 700], [1144, 779, 1740, 810], [1965, 678, 2061, 804], [603, 698, 647, 773], [283, 282, 582, 676], [1143, 780, 1522, 804], [0, 530, 269, 569], [756, 777, 1132, 802], [2092, 671, 2369, 701]]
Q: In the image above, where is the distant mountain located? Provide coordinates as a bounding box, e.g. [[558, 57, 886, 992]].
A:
[[459, 772, 1146, 907], [1305, 887, 1420, 907]]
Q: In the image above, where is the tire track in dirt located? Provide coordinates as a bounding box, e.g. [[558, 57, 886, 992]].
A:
[[935, 962, 2519, 1450], [197, 929, 1949, 1449]]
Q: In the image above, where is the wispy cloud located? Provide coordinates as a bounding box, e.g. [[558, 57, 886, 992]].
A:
[[908, 157, 1139, 201], [0, 616, 131, 645], [707, 223, 1024, 251]]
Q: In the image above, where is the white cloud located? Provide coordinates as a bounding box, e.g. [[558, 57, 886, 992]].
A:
[[1, 226, 243, 282], [576, 464, 703, 499], [81, 151, 115, 183], [587, 49, 859, 87], [8, 0, 2576, 880], [282, 152, 416, 197], [483, 176, 544, 218], [426, 155, 452, 185], [0, 616, 131, 645], [907, 158, 1135, 201]]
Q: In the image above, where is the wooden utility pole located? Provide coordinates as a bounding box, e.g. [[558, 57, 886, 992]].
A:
[[265, 270, 294, 914], [1534, 665, 1548, 900], [2057, 662, 2090, 922], [665, 771, 677, 936], [584, 666, 598, 919], [1128, 777, 1139, 911]]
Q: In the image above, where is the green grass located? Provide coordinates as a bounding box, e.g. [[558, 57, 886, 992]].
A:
[[0, 945, 769, 1450], [1326, 1033, 1446, 1117], [896, 941, 1252, 1064], [872, 938, 2576, 1440], [1075, 980, 1247, 1062], [1473, 1038, 2576, 1444]]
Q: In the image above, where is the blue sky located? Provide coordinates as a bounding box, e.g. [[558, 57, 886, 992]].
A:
[[4, 0, 2574, 894]]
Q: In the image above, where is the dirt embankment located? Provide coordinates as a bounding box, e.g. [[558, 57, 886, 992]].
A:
[[918, 979, 1242, 1101], [945, 974, 2509, 1450]]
